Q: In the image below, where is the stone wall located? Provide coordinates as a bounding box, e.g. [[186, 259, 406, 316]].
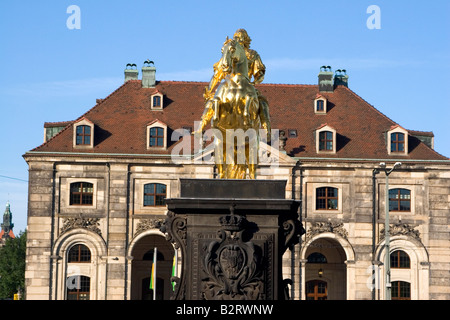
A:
[[24, 156, 450, 300]]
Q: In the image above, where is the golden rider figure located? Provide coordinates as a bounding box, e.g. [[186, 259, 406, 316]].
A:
[[203, 29, 271, 134], [196, 29, 271, 179]]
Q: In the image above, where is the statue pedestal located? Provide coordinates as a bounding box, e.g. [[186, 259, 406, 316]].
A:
[[162, 179, 303, 300]]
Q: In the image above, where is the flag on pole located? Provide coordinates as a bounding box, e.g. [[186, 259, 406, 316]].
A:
[[150, 247, 157, 297], [171, 251, 177, 290]]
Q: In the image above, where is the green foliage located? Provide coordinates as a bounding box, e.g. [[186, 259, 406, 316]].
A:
[[0, 231, 26, 299]]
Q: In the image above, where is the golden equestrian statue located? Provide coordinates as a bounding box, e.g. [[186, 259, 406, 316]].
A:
[[195, 29, 271, 179]]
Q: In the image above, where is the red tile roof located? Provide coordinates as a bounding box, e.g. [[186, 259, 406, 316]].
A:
[[28, 80, 449, 161], [0, 229, 15, 239]]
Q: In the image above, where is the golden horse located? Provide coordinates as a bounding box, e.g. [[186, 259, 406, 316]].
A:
[[198, 38, 262, 179]]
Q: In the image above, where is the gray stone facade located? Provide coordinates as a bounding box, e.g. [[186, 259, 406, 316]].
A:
[[23, 153, 450, 300]]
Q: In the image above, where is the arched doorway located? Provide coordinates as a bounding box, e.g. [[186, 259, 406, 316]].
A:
[[304, 238, 347, 300], [130, 234, 175, 300]]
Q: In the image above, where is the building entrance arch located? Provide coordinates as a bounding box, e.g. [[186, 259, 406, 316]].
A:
[[302, 233, 355, 300], [129, 232, 175, 300]]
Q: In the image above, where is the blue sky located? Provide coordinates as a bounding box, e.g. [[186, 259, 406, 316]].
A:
[[1, 0, 449, 233]]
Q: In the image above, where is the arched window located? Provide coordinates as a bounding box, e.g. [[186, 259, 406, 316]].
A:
[[316, 100, 324, 112], [143, 183, 166, 206], [316, 187, 338, 210], [319, 131, 333, 151], [314, 96, 327, 114], [143, 249, 165, 261], [153, 95, 161, 108], [76, 125, 91, 145], [149, 127, 165, 147], [389, 188, 411, 212], [68, 244, 91, 263], [391, 132, 405, 152], [307, 252, 327, 264], [391, 250, 410, 269], [391, 281, 411, 300], [66, 275, 91, 300], [70, 182, 94, 205]]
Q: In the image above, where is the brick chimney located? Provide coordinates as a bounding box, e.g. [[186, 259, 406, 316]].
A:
[[318, 66, 334, 92], [124, 63, 139, 82], [142, 60, 156, 88]]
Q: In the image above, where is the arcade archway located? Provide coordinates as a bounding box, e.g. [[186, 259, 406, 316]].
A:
[[303, 237, 349, 300], [129, 233, 175, 300]]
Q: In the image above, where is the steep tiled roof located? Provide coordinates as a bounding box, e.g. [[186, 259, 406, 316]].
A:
[[0, 229, 15, 239], [28, 80, 448, 161]]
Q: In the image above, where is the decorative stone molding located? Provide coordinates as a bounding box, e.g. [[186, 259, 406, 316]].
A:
[[60, 217, 101, 236], [135, 218, 165, 236], [380, 222, 420, 241], [305, 221, 348, 240], [160, 211, 187, 249], [201, 213, 264, 300]]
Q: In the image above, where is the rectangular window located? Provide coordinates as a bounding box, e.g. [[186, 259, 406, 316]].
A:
[[144, 183, 167, 206], [70, 182, 94, 206], [149, 127, 164, 147], [316, 100, 324, 112], [391, 281, 411, 300], [76, 125, 91, 145], [67, 276, 91, 300], [389, 188, 411, 212], [153, 96, 161, 108], [316, 187, 338, 210], [391, 132, 405, 152], [319, 131, 333, 151]]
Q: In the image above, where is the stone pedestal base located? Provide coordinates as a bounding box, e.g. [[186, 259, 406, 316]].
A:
[[161, 179, 303, 300]]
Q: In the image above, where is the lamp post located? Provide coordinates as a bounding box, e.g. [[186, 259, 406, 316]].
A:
[[379, 162, 401, 300]]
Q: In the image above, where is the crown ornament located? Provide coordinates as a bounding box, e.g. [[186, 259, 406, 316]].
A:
[[219, 204, 246, 231]]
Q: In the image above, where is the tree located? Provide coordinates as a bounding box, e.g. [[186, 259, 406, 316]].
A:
[[0, 231, 26, 299]]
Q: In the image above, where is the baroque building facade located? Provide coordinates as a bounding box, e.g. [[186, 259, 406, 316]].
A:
[[23, 64, 450, 300]]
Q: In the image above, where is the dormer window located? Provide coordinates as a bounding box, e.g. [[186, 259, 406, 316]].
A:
[[314, 95, 327, 114], [153, 95, 161, 108], [316, 124, 336, 153], [391, 132, 405, 152], [319, 131, 333, 151], [73, 118, 94, 149], [317, 100, 324, 112], [147, 120, 167, 149], [149, 127, 164, 147], [76, 126, 91, 145], [151, 92, 163, 110], [387, 125, 408, 155]]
